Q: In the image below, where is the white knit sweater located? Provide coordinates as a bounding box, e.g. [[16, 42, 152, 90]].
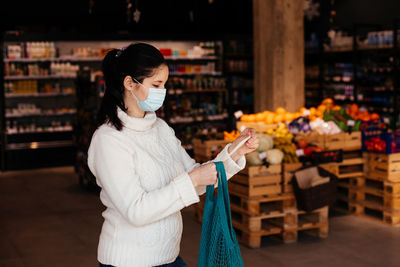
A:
[[87, 107, 246, 267]]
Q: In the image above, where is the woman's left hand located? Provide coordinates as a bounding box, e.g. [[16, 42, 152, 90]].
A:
[[228, 128, 259, 158]]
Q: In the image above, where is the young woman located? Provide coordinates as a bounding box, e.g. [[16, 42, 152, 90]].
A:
[[87, 43, 259, 267]]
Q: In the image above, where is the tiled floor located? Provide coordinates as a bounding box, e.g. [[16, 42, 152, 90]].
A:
[[0, 166, 399, 267]]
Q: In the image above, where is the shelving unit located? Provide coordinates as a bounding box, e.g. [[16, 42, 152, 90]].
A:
[[223, 36, 254, 130], [305, 21, 400, 129]]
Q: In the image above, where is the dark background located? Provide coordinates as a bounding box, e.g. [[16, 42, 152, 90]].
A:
[[1, 0, 399, 39]]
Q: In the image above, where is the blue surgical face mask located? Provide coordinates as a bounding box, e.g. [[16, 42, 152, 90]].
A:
[[130, 77, 166, 112]]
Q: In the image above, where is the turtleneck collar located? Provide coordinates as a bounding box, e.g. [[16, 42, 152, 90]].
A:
[[117, 107, 157, 132]]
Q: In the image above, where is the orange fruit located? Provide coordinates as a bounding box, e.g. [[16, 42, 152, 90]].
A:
[[256, 113, 265, 122], [275, 107, 286, 115], [248, 114, 257, 122], [370, 113, 380, 121]]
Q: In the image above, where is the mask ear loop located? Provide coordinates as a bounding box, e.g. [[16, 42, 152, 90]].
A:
[[130, 77, 141, 101]]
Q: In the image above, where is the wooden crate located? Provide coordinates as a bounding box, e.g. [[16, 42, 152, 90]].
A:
[[192, 138, 229, 161], [295, 133, 325, 148], [236, 121, 276, 133], [367, 153, 400, 182], [324, 132, 362, 151], [282, 163, 303, 193], [228, 165, 282, 197]]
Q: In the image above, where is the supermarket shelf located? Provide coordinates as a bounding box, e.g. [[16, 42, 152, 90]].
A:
[[169, 72, 222, 76], [6, 111, 76, 118], [4, 56, 219, 63], [4, 57, 103, 62], [7, 129, 73, 135], [4, 75, 76, 80], [168, 88, 227, 94], [322, 45, 393, 54], [164, 56, 218, 60], [6, 140, 73, 151], [169, 113, 229, 124], [5, 92, 75, 98]]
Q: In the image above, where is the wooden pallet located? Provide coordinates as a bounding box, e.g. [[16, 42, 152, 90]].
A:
[[334, 179, 359, 213], [228, 165, 282, 197], [282, 163, 303, 193], [231, 208, 297, 232], [234, 206, 329, 248], [192, 138, 229, 162], [367, 153, 400, 182], [289, 206, 329, 239], [350, 201, 400, 226], [229, 191, 296, 216]]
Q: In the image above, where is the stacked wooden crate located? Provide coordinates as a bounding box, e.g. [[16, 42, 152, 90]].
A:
[[318, 132, 365, 213], [194, 162, 330, 248], [346, 153, 400, 225], [192, 138, 229, 163]]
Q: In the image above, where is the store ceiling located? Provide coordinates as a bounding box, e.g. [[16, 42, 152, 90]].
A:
[[1, 0, 253, 36]]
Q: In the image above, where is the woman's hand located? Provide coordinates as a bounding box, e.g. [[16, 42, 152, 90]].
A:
[[189, 163, 218, 187], [228, 128, 259, 161]]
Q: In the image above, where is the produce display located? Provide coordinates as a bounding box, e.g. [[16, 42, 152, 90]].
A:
[[224, 130, 240, 141]]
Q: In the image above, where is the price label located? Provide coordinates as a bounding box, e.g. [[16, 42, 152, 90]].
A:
[[296, 149, 304, 156], [384, 117, 390, 124], [303, 110, 310, 116], [259, 152, 267, 160], [347, 120, 355, 127], [234, 110, 244, 119], [176, 89, 183, 95]]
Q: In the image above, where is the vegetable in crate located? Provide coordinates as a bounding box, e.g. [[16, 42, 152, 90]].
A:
[[266, 149, 284, 165], [295, 139, 323, 157], [274, 137, 299, 163], [289, 116, 311, 133], [256, 134, 274, 152], [245, 151, 263, 166]]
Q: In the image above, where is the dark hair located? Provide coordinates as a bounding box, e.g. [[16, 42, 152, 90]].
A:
[[97, 43, 166, 130]]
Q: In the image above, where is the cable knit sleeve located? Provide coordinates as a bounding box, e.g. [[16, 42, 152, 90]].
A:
[[87, 130, 199, 227], [167, 125, 246, 196]]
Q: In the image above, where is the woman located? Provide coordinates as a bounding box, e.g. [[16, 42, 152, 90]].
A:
[[88, 43, 259, 267]]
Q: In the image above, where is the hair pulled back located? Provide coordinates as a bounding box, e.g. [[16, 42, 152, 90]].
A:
[[97, 43, 166, 130]]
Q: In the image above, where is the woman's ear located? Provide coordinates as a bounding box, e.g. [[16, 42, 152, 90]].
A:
[[123, 76, 135, 91]]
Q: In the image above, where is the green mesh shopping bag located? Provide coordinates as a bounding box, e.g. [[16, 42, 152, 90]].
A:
[[198, 161, 244, 267]]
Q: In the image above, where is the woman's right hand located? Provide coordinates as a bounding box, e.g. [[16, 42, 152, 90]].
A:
[[189, 163, 218, 187]]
